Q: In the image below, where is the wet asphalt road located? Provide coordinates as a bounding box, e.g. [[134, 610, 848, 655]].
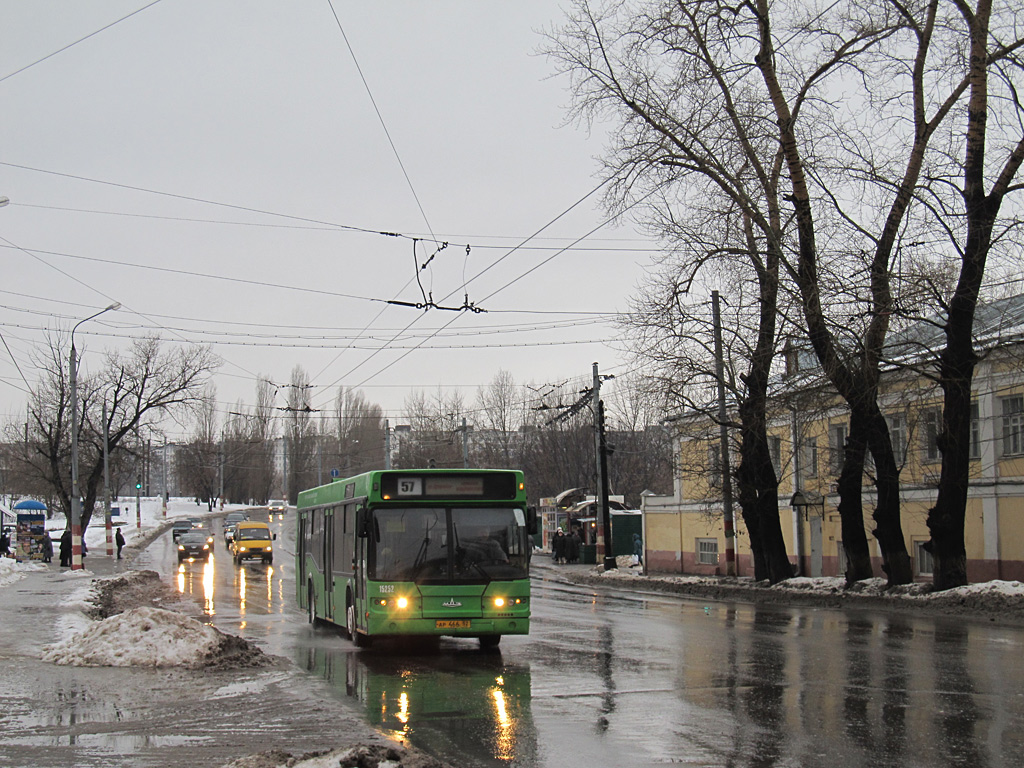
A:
[[4, 508, 1024, 767]]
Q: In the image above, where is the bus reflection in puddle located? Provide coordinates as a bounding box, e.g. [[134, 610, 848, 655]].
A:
[[300, 643, 536, 765]]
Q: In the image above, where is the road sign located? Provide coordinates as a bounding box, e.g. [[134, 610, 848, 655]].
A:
[[330, 468, 340, 478]]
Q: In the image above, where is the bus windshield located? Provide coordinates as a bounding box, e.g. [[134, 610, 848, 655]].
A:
[[371, 506, 529, 583]]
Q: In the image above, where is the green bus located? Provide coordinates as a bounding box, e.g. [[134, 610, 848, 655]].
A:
[[296, 468, 536, 648]]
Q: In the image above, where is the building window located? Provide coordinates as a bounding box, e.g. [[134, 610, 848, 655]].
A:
[[888, 411, 907, 464], [969, 401, 981, 460], [914, 540, 934, 577], [802, 438, 818, 478], [768, 434, 782, 479], [708, 444, 722, 488], [921, 408, 941, 463], [829, 423, 848, 475], [697, 538, 719, 565], [1001, 395, 1024, 456]]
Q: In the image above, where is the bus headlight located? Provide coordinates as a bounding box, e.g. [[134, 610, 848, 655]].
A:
[[396, 596, 409, 609], [493, 597, 506, 608]]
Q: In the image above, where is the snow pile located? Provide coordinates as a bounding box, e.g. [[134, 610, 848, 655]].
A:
[[219, 745, 442, 768], [41, 605, 221, 667], [0, 556, 44, 588]]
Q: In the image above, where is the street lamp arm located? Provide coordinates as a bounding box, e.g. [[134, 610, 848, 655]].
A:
[[71, 302, 122, 349]]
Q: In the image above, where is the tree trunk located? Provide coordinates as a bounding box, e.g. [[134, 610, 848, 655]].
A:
[[865, 405, 913, 585], [835, 409, 873, 583]]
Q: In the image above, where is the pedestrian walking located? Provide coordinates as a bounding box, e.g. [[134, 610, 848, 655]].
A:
[[0, 528, 10, 557], [115, 528, 125, 560], [41, 533, 53, 563], [59, 530, 72, 567], [632, 532, 643, 567]]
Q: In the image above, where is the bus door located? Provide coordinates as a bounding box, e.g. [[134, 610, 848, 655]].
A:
[[353, 504, 368, 629], [297, 512, 308, 602], [323, 508, 335, 621]]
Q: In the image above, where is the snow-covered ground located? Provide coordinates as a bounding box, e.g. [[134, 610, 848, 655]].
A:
[[2, 497, 255, 668], [0, 496, 243, 587]]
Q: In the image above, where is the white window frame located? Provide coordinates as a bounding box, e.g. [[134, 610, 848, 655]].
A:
[[921, 408, 941, 463], [969, 401, 981, 460], [914, 540, 934, 577], [802, 438, 818, 478], [768, 434, 782, 479], [829, 423, 848, 476], [708, 444, 722, 488], [887, 411, 907, 465], [696, 538, 719, 565], [1001, 395, 1024, 456]]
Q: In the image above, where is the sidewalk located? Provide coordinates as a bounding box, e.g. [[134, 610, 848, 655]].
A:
[[531, 551, 1024, 625]]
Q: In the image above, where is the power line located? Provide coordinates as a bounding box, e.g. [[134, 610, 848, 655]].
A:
[[0, 1, 165, 85]]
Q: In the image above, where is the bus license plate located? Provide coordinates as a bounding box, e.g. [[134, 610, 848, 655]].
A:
[[435, 620, 471, 629]]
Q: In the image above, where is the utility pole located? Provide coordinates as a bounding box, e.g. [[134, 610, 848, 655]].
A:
[[162, 440, 168, 517], [462, 417, 469, 468], [712, 291, 737, 576], [593, 362, 616, 570], [103, 400, 112, 558], [598, 399, 615, 571], [384, 419, 392, 470]]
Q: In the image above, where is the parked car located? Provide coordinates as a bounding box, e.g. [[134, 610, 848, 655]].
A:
[[229, 521, 275, 565], [177, 532, 213, 562], [171, 520, 194, 541]]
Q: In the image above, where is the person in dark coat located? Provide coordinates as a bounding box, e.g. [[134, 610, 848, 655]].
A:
[[632, 532, 643, 567], [567, 529, 581, 564], [59, 529, 72, 567], [0, 528, 10, 557], [552, 529, 566, 564], [115, 528, 125, 560], [41, 533, 53, 563]]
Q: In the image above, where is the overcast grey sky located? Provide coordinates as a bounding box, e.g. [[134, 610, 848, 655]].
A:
[[0, 1, 657, 435]]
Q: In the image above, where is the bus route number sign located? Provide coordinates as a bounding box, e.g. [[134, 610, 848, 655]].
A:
[[397, 478, 422, 496]]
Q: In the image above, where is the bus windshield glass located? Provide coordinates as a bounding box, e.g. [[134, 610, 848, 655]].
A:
[[371, 506, 528, 583]]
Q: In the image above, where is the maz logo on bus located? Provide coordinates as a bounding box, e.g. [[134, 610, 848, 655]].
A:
[[443, 599, 463, 607]]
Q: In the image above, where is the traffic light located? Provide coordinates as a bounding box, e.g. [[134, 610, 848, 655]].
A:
[[135, 478, 142, 491]]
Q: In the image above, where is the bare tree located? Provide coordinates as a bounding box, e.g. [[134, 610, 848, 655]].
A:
[[7, 335, 216, 531], [396, 389, 466, 469], [474, 370, 528, 468], [177, 384, 220, 509], [334, 386, 385, 475], [283, 365, 317, 502]]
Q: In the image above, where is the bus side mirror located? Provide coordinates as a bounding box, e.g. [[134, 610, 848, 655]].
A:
[[527, 506, 539, 536], [356, 508, 369, 538]]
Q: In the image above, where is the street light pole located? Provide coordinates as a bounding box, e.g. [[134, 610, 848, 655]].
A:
[[69, 302, 120, 571]]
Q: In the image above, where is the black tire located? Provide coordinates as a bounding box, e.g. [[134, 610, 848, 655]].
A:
[[263, 556, 273, 565], [479, 635, 501, 650], [307, 583, 318, 626], [347, 603, 372, 648]]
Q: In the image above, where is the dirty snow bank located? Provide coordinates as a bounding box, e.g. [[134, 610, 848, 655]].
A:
[[219, 744, 448, 768], [579, 558, 1024, 622], [42, 571, 270, 668], [42, 605, 222, 666]]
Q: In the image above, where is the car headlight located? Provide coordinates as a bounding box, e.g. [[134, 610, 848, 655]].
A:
[[177, 545, 184, 551]]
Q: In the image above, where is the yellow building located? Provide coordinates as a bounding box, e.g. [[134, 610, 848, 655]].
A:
[[642, 297, 1024, 583]]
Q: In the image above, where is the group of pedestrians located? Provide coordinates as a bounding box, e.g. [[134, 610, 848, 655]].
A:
[[551, 527, 582, 564], [1, 523, 126, 565]]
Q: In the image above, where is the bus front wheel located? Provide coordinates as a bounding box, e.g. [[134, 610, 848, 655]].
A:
[[347, 603, 371, 648], [479, 635, 501, 650]]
